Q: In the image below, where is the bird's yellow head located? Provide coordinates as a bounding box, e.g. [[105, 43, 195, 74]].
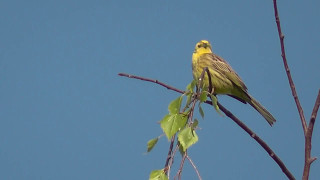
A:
[[194, 40, 213, 55]]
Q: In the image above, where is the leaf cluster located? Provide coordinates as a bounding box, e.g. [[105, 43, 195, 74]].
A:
[[147, 80, 220, 179]]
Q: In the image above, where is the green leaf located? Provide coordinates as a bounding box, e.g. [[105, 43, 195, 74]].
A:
[[186, 80, 196, 93], [178, 143, 185, 156], [185, 93, 192, 108], [192, 119, 199, 129], [149, 169, 168, 180], [209, 94, 223, 115], [147, 137, 159, 152], [183, 93, 195, 113], [199, 105, 204, 119], [160, 114, 187, 140], [182, 110, 190, 117], [168, 96, 183, 114], [178, 127, 199, 152], [199, 91, 208, 102]]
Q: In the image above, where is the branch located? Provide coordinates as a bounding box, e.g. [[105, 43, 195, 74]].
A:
[[163, 77, 200, 177], [272, 0, 307, 133], [186, 155, 202, 180], [273, 1, 318, 179], [164, 134, 176, 176], [174, 150, 187, 180], [118, 73, 183, 94], [303, 90, 320, 179], [118, 72, 295, 180], [168, 143, 180, 178], [173, 96, 199, 179], [310, 90, 320, 128], [213, 101, 295, 180]]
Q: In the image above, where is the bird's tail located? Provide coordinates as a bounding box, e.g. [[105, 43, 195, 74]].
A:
[[248, 96, 276, 126]]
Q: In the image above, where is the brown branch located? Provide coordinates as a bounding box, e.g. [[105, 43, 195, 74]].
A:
[[118, 73, 183, 94], [168, 143, 181, 178], [186, 155, 202, 180], [163, 76, 201, 177], [310, 90, 320, 123], [272, 0, 307, 133], [173, 97, 199, 179], [189, 98, 198, 123], [303, 90, 320, 180], [165, 97, 199, 178], [175, 150, 188, 180], [213, 101, 295, 180], [164, 134, 176, 176], [118, 72, 295, 180], [273, 1, 319, 179]]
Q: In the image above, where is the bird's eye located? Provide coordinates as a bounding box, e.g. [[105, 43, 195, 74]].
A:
[[197, 44, 201, 48], [203, 43, 208, 48]]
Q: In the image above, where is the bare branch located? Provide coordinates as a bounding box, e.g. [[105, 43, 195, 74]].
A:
[[303, 90, 320, 180], [118, 73, 183, 94], [164, 134, 176, 176], [213, 101, 295, 180], [118, 72, 295, 180], [272, 0, 307, 133], [174, 150, 188, 180], [310, 90, 320, 127], [273, 1, 319, 179], [168, 143, 180, 177], [186, 155, 202, 180], [162, 72, 201, 177]]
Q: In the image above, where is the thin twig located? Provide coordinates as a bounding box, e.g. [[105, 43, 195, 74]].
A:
[[310, 90, 320, 123], [273, 1, 318, 179], [174, 150, 188, 180], [168, 98, 198, 179], [303, 90, 320, 179], [186, 155, 202, 180], [118, 73, 183, 94], [212, 101, 295, 180], [272, 0, 307, 133], [189, 91, 199, 124], [174, 76, 201, 179], [118, 72, 295, 179], [173, 98, 198, 179], [163, 75, 201, 178], [164, 134, 176, 176], [168, 143, 181, 175]]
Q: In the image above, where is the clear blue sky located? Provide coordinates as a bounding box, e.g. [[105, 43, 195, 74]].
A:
[[1, 0, 319, 179]]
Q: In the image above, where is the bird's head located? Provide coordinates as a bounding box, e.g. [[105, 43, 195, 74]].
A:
[[194, 40, 212, 54]]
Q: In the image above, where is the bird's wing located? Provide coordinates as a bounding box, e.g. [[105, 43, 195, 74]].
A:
[[203, 53, 248, 91]]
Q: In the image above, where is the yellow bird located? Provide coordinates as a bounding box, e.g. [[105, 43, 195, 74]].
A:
[[192, 40, 276, 126]]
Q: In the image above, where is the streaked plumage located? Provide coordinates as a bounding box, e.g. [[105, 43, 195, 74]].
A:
[[192, 40, 276, 125]]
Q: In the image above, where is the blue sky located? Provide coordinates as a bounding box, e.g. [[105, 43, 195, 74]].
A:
[[1, 0, 319, 179]]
